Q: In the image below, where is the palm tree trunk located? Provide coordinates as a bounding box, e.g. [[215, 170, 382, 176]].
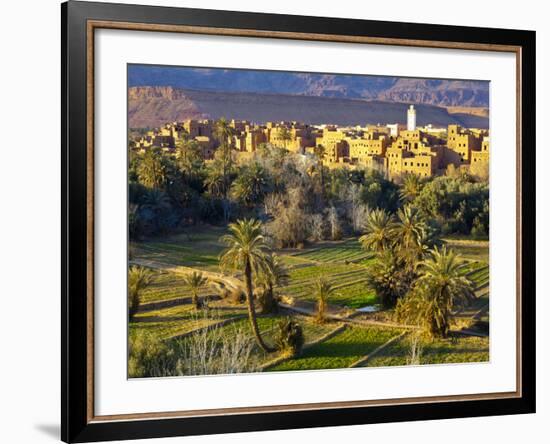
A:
[[244, 259, 275, 353], [192, 291, 200, 309]]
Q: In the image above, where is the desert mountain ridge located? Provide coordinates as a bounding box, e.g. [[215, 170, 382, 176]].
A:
[[128, 86, 489, 130], [128, 66, 489, 108]]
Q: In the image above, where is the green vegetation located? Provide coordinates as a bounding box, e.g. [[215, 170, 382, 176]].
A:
[[219, 219, 275, 352], [127, 121, 490, 378], [313, 277, 334, 323], [128, 266, 154, 319], [395, 247, 475, 338], [363, 333, 489, 367], [182, 271, 209, 309], [268, 326, 400, 371], [274, 317, 305, 357]]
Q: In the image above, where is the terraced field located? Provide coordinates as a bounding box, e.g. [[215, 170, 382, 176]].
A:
[[444, 239, 489, 263], [363, 333, 489, 367], [136, 270, 207, 304], [281, 264, 375, 308], [133, 231, 380, 311], [290, 239, 375, 264], [131, 226, 228, 271], [129, 230, 490, 377], [268, 326, 402, 371], [130, 305, 247, 339], [159, 314, 344, 370]]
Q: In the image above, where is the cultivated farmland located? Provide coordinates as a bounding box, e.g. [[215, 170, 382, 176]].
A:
[[128, 228, 490, 378]]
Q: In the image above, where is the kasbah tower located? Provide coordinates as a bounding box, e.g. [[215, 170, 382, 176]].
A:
[[407, 105, 417, 131]]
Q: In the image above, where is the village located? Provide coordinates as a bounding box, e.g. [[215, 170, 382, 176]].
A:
[[130, 105, 490, 179]]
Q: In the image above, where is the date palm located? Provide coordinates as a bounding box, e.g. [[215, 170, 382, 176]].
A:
[[393, 205, 426, 250], [137, 149, 166, 190], [231, 163, 270, 207], [314, 277, 335, 324], [313, 144, 326, 189], [396, 246, 475, 337], [176, 138, 203, 175], [183, 271, 209, 309], [205, 165, 226, 198], [214, 118, 234, 194], [278, 126, 292, 150], [365, 248, 408, 308], [399, 173, 423, 202], [128, 266, 154, 320], [219, 219, 275, 352], [256, 254, 289, 314], [359, 208, 396, 253]]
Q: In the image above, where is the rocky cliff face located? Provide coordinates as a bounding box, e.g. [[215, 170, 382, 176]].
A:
[[377, 79, 489, 107], [128, 86, 489, 129], [128, 86, 191, 100]]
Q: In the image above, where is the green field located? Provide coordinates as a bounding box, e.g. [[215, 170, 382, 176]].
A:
[[290, 239, 375, 264], [132, 225, 228, 271], [129, 230, 490, 377], [363, 333, 489, 367], [130, 305, 246, 339], [268, 326, 401, 371], [443, 239, 489, 263]]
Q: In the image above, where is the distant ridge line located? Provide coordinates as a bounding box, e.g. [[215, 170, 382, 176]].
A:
[[128, 86, 489, 130]]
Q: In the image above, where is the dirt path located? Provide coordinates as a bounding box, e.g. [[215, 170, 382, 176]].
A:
[[279, 302, 421, 331], [130, 258, 245, 293]]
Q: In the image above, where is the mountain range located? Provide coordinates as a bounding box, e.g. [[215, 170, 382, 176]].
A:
[[128, 86, 489, 129], [128, 66, 490, 108]]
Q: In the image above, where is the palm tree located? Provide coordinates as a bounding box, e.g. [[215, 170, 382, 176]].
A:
[[137, 149, 166, 190], [278, 126, 292, 150], [313, 277, 335, 323], [205, 164, 226, 198], [128, 203, 141, 241], [359, 208, 396, 253], [128, 266, 154, 319], [399, 173, 423, 202], [143, 189, 171, 214], [230, 163, 270, 207], [219, 219, 275, 352], [393, 205, 427, 248], [365, 248, 408, 308], [214, 117, 234, 195], [176, 138, 203, 175], [393, 205, 428, 266], [313, 144, 327, 190], [313, 143, 326, 162], [213, 118, 236, 222], [256, 254, 289, 314], [183, 271, 209, 309], [396, 246, 475, 337]]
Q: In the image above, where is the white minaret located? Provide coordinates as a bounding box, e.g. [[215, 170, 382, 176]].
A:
[[407, 105, 416, 131]]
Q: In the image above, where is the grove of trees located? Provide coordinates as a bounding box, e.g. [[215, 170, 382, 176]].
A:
[[129, 119, 488, 341], [129, 119, 489, 246]]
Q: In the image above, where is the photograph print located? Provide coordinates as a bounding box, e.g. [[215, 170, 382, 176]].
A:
[[127, 64, 490, 379]]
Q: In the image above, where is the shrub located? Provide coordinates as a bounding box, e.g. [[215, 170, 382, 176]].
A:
[[274, 317, 304, 357], [128, 331, 174, 378], [175, 312, 256, 375]]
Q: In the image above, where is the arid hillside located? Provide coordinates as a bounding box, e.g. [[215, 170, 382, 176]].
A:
[[128, 86, 489, 129]]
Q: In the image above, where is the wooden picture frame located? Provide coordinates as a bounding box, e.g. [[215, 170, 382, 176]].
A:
[[62, 1, 536, 442]]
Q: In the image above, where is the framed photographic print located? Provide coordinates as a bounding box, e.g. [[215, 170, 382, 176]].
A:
[[61, 1, 536, 442]]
